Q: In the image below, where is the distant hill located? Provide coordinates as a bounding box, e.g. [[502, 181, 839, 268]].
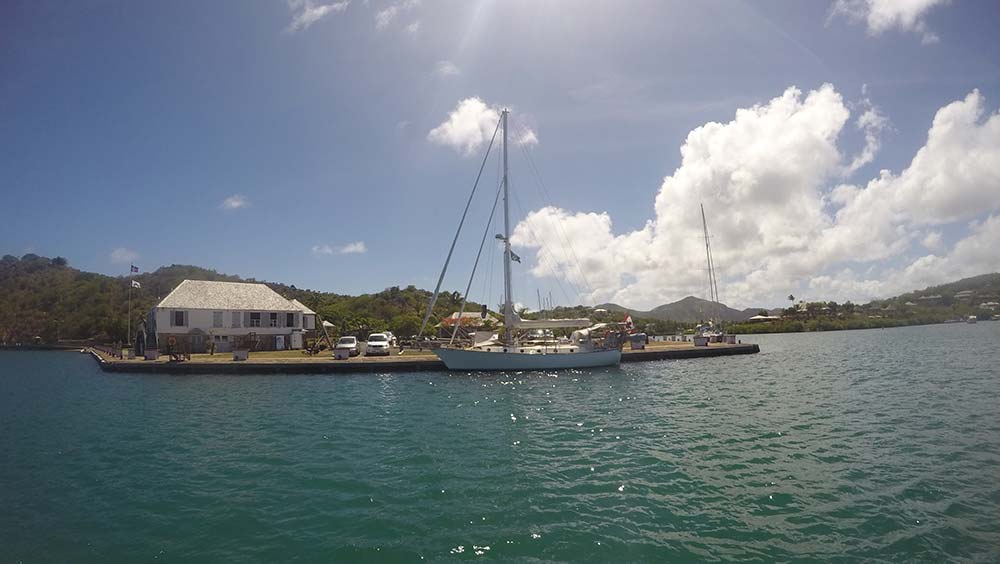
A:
[[598, 296, 765, 323], [892, 273, 1000, 303]]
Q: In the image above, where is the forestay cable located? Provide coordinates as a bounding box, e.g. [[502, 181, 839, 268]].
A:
[[418, 117, 502, 338]]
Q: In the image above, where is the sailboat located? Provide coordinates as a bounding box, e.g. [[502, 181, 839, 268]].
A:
[[426, 109, 624, 371], [696, 203, 724, 339]]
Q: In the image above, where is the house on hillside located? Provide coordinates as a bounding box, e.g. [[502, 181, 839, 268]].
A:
[[153, 280, 316, 353], [954, 290, 975, 301]]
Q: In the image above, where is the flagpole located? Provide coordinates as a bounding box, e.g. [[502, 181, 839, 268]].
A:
[[128, 271, 132, 347]]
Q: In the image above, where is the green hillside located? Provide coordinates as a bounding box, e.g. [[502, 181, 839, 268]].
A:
[[727, 273, 999, 334], [0, 254, 476, 344]]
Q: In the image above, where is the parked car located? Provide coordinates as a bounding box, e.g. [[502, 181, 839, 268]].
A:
[[383, 331, 398, 347], [334, 336, 359, 357], [365, 333, 391, 356]]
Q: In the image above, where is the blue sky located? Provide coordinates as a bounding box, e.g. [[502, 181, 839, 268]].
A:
[[2, 0, 999, 308]]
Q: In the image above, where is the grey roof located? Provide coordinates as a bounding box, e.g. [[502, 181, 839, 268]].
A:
[[289, 298, 316, 315], [156, 280, 298, 311]]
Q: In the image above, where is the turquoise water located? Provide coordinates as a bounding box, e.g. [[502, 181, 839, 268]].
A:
[[2, 323, 999, 562]]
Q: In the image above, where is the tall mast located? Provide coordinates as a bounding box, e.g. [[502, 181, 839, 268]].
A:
[[701, 203, 720, 318], [502, 109, 514, 345]]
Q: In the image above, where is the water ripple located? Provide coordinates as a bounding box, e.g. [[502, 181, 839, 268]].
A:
[[1, 323, 999, 561]]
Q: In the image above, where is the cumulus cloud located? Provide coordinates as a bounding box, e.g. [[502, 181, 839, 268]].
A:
[[511, 85, 1000, 309], [428, 97, 539, 156], [312, 241, 368, 256], [219, 194, 250, 210], [110, 247, 138, 264], [286, 0, 350, 32], [829, 0, 946, 44], [434, 60, 460, 77], [406, 20, 421, 35], [896, 216, 1000, 289]]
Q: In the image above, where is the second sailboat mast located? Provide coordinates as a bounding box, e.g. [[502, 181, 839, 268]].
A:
[[502, 109, 514, 345]]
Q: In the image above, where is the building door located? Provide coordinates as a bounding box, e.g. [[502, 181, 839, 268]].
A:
[[275, 335, 285, 350], [215, 335, 232, 353]]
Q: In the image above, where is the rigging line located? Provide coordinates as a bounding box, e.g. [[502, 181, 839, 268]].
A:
[[509, 188, 580, 306], [418, 116, 502, 338], [451, 178, 504, 345], [482, 154, 502, 310], [515, 128, 596, 296], [514, 188, 583, 303]]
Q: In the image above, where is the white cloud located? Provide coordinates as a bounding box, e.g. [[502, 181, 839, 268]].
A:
[[286, 0, 350, 33], [844, 89, 889, 175], [406, 20, 421, 35], [434, 60, 460, 77], [428, 97, 539, 156], [922, 230, 943, 251], [312, 241, 368, 256], [511, 85, 1000, 309], [873, 90, 1000, 225], [897, 216, 1000, 288], [829, 0, 946, 44], [219, 194, 250, 210], [375, 0, 419, 31], [340, 241, 367, 254], [516, 129, 539, 147], [110, 247, 138, 264]]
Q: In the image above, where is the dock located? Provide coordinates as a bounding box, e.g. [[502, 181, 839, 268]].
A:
[[89, 341, 760, 375]]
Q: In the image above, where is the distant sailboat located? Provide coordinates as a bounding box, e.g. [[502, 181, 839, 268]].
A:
[[423, 109, 624, 371]]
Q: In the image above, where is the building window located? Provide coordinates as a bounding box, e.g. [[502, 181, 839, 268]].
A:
[[213, 311, 223, 328], [173, 310, 185, 327], [232, 312, 241, 328], [269, 313, 278, 327], [286, 313, 295, 327], [250, 312, 261, 327]]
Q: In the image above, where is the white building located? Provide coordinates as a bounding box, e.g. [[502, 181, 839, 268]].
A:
[[153, 280, 316, 353]]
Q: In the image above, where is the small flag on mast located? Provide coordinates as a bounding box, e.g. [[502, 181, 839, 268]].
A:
[[131, 280, 141, 289], [510, 251, 521, 263], [623, 314, 634, 333], [130, 265, 139, 273]]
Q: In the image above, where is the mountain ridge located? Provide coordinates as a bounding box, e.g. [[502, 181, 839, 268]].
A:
[[597, 296, 769, 323]]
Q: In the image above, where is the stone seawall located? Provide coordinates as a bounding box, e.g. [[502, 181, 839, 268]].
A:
[[91, 343, 760, 375]]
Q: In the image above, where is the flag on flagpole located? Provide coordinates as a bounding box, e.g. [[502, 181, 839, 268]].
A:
[[623, 314, 634, 333], [131, 280, 141, 289], [130, 265, 139, 273]]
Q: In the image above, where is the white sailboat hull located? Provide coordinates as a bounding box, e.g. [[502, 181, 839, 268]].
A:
[[433, 347, 621, 371]]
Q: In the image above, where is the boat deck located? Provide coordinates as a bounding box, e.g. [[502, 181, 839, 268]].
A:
[[89, 340, 760, 374]]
